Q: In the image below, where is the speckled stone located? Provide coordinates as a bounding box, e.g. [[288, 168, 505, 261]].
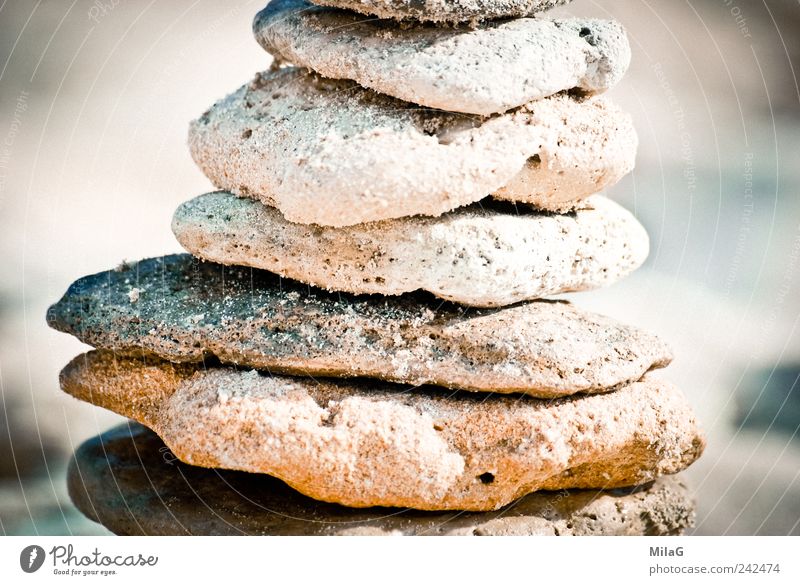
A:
[[254, 0, 630, 115], [189, 67, 637, 225], [60, 351, 705, 511], [68, 422, 697, 535], [47, 254, 671, 397], [173, 194, 649, 308]]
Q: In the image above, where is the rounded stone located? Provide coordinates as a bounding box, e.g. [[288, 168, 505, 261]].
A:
[[173, 193, 649, 308], [189, 67, 637, 226], [254, 0, 631, 116]]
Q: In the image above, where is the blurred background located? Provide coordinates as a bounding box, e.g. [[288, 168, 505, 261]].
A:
[[0, 0, 798, 535]]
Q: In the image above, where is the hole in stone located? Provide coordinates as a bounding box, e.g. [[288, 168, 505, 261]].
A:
[[424, 116, 483, 145], [241, 129, 252, 139], [478, 472, 495, 484], [528, 153, 542, 168], [579, 27, 597, 46]]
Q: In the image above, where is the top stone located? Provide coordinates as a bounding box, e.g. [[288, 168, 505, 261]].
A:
[[308, 0, 572, 24], [255, 0, 630, 116]]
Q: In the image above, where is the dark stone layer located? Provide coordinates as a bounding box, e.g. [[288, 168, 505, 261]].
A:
[[47, 254, 671, 397]]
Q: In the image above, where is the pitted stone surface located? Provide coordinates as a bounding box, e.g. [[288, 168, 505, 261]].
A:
[[68, 423, 697, 535], [254, 0, 630, 115], [47, 255, 671, 397], [61, 351, 705, 511], [189, 68, 637, 225], [173, 193, 649, 307]]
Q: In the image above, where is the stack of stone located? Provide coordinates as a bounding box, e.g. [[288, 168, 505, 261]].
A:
[[49, 0, 705, 535]]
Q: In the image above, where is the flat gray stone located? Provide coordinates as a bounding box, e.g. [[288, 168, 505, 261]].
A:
[[254, 0, 630, 115], [47, 254, 671, 398], [68, 422, 696, 535], [308, 0, 572, 24]]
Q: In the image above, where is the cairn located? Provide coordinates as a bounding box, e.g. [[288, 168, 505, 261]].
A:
[[49, 0, 704, 535]]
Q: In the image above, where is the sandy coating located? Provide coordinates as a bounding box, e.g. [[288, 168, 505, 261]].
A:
[[173, 193, 649, 307], [255, 0, 631, 115], [61, 351, 705, 511], [188, 67, 637, 226], [68, 422, 696, 535], [47, 254, 672, 397], [309, 0, 571, 24]]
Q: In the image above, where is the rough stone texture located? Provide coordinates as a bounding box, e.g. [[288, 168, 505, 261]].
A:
[[173, 193, 649, 308], [47, 255, 671, 397], [60, 351, 705, 511], [68, 422, 696, 535], [188, 67, 637, 226], [308, 0, 571, 24], [254, 0, 630, 116]]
